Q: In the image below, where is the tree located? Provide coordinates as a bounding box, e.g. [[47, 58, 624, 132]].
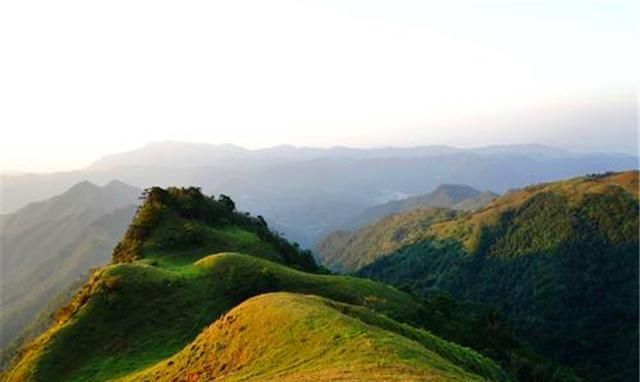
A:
[[218, 194, 236, 212]]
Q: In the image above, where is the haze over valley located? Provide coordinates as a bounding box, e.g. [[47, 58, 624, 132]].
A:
[[3, 141, 637, 247]]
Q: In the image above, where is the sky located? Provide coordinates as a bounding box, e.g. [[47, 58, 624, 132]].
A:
[[0, 0, 638, 172]]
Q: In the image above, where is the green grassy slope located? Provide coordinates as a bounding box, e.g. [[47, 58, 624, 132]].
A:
[[355, 171, 639, 382], [4, 250, 485, 382], [316, 184, 499, 272], [118, 292, 507, 382]]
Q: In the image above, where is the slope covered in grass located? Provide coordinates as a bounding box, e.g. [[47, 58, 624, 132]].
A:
[[4, 250, 438, 382], [119, 293, 508, 382], [354, 171, 639, 382]]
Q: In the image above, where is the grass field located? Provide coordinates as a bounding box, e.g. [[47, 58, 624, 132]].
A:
[[3, 249, 507, 382], [118, 292, 507, 382]]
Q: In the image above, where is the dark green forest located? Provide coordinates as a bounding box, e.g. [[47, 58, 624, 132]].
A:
[[359, 186, 639, 382]]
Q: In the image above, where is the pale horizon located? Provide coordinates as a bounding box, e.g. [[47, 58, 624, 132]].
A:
[[2, 138, 638, 175], [1, 0, 638, 172]]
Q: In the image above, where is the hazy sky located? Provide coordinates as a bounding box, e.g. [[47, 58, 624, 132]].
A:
[[1, 0, 638, 172]]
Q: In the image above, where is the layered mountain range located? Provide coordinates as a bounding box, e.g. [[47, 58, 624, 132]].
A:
[[0, 181, 140, 357], [4, 142, 637, 246]]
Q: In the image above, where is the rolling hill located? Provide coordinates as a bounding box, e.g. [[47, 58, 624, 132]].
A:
[[2, 187, 580, 382], [332, 171, 640, 382], [117, 292, 507, 382]]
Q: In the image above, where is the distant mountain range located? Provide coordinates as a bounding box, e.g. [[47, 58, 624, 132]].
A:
[[339, 184, 498, 231], [0, 181, 140, 354], [315, 184, 497, 272], [3, 142, 637, 247]]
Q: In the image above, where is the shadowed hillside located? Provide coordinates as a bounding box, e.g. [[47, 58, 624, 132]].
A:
[[316, 208, 458, 273], [348, 171, 639, 382]]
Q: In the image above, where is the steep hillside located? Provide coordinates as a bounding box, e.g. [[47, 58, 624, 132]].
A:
[[0, 181, 139, 350], [118, 293, 507, 382], [354, 171, 639, 382], [1, 180, 139, 282], [1, 206, 136, 363], [108, 186, 318, 271], [316, 208, 459, 272], [340, 184, 497, 230], [315, 184, 498, 272]]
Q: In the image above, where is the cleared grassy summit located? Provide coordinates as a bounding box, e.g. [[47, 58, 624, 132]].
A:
[[118, 292, 507, 382], [5, 247, 452, 382]]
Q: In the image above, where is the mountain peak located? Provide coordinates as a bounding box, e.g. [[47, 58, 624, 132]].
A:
[[433, 183, 480, 193], [66, 180, 100, 194], [103, 179, 138, 192]]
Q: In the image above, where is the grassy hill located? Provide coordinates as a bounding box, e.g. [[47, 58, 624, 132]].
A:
[[117, 292, 507, 382], [5, 251, 440, 382], [351, 171, 639, 382]]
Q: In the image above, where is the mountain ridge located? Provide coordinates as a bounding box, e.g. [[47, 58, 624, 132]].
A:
[[337, 184, 497, 232], [350, 171, 639, 382]]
